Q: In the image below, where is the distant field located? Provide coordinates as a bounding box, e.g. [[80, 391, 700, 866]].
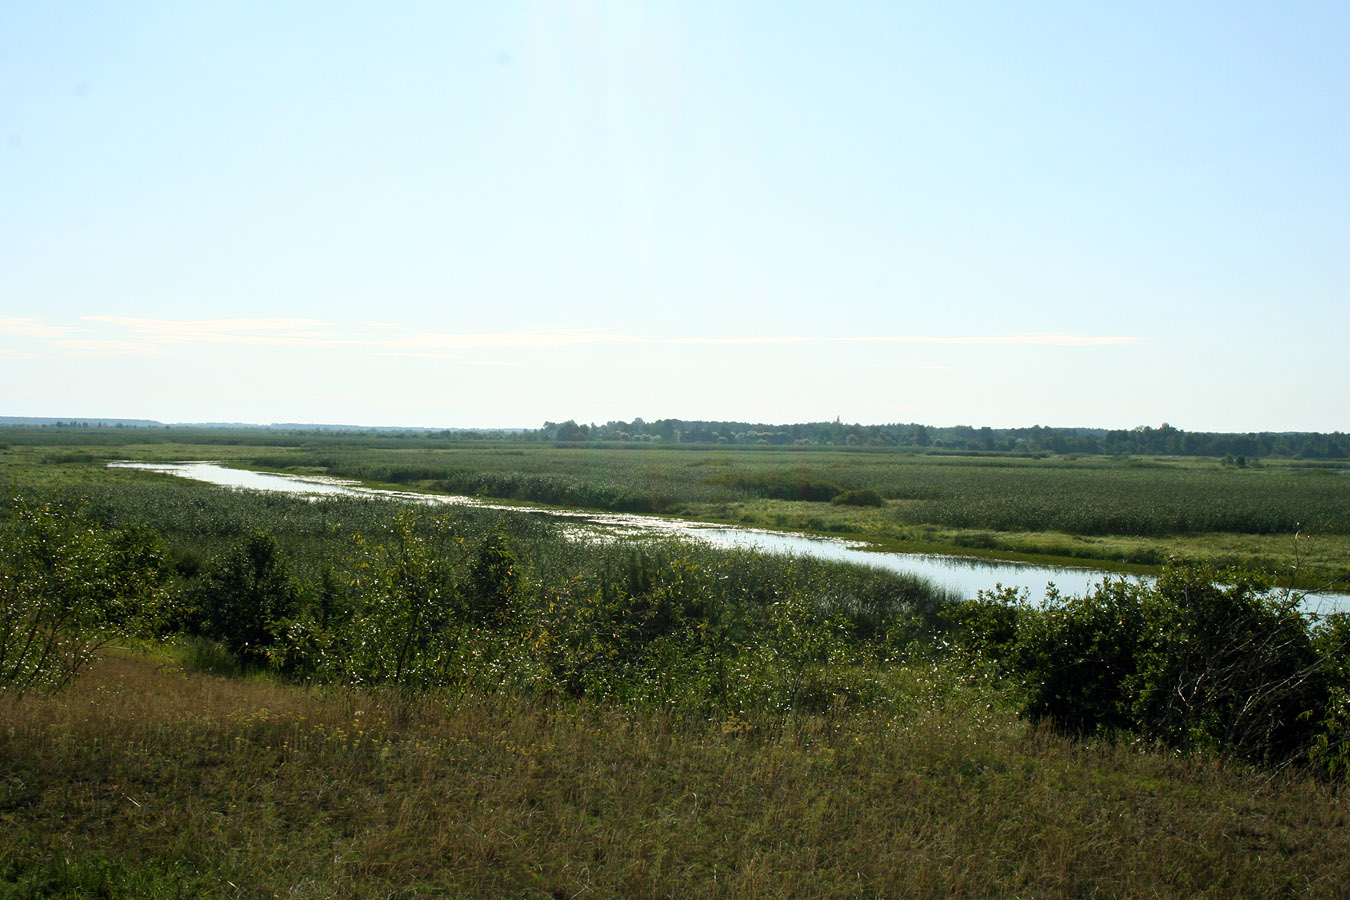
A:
[[262, 444, 1350, 536], [3, 427, 1349, 583], [206, 439, 1350, 584]]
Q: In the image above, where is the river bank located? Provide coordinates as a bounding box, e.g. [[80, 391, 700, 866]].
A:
[[109, 461, 1350, 614]]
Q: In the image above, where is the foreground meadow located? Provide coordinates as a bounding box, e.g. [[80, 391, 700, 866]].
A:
[[5, 650, 1349, 899]]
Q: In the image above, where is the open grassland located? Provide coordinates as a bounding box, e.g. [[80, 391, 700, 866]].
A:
[[233, 443, 1350, 539], [4, 428, 1347, 585], [4, 651, 1349, 900], [5, 428, 1350, 896]]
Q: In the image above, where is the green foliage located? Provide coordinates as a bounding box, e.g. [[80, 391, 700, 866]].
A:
[[940, 586, 1025, 662], [180, 635, 238, 678], [961, 566, 1331, 767], [1012, 580, 1149, 737], [759, 569, 854, 711], [467, 530, 520, 624], [1128, 567, 1323, 763], [1309, 612, 1350, 776], [42, 467, 957, 709], [703, 466, 843, 502], [339, 510, 465, 688], [530, 547, 715, 702], [12, 441, 1350, 777], [0, 500, 172, 695], [830, 488, 886, 507], [192, 530, 300, 668]]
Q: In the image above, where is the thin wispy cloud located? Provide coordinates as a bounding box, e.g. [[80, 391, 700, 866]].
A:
[[84, 316, 336, 344], [393, 329, 635, 351], [52, 339, 175, 356], [0, 317, 71, 339], [846, 334, 1140, 347], [3, 316, 1145, 357], [667, 336, 813, 346]]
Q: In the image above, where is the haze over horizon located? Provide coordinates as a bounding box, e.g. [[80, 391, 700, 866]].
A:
[[4, 3, 1348, 434]]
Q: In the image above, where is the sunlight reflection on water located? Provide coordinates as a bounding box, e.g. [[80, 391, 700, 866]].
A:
[[108, 461, 1349, 614]]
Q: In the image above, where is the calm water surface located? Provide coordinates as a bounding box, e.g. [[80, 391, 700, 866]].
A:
[[109, 461, 1349, 614]]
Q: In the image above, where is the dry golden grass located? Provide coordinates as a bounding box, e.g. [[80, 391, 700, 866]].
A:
[[3, 650, 1349, 899]]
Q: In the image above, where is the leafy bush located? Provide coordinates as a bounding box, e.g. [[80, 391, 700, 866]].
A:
[[831, 488, 886, 507], [1012, 580, 1149, 737], [191, 531, 300, 668], [338, 510, 466, 688], [1310, 613, 1350, 776], [467, 530, 520, 624], [19, 478, 956, 712], [960, 567, 1332, 767], [952, 531, 998, 549], [703, 468, 843, 502], [0, 500, 172, 695], [1128, 567, 1322, 764]]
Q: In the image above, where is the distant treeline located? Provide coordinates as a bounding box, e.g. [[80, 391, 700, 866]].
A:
[[516, 419, 1349, 459], [5, 418, 1348, 459]]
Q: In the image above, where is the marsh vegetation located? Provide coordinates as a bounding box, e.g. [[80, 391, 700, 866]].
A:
[[3, 425, 1350, 897]]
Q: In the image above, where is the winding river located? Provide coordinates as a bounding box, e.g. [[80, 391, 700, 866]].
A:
[[109, 461, 1350, 615]]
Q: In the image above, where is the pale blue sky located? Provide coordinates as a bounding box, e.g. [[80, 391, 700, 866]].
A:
[[3, 2, 1347, 431]]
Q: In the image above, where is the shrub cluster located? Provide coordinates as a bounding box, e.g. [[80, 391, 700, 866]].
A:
[[1, 491, 952, 715], [9, 481, 1350, 779], [702, 468, 844, 502], [831, 488, 886, 507], [951, 568, 1350, 771], [0, 500, 172, 695]]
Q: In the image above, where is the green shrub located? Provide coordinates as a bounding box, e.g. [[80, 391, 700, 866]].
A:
[[192, 530, 300, 668], [467, 530, 520, 624], [952, 531, 998, 549], [1013, 580, 1149, 737], [1310, 612, 1350, 777], [0, 500, 172, 695], [831, 488, 886, 507], [971, 566, 1330, 767], [181, 635, 238, 677], [1128, 567, 1323, 763], [337, 510, 467, 688]]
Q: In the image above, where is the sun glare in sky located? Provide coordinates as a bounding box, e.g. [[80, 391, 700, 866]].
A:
[[3, 2, 1347, 431]]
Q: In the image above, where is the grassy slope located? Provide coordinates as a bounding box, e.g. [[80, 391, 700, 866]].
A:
[[3, 651, 1349, 900]]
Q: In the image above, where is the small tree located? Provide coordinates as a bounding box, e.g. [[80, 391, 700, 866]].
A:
[[1, 500, 171, 696], [467, 530, 520, 625], [343, 510, 462, 687], [1310, 613, 1350, 777], [194, 530, 299, 668]]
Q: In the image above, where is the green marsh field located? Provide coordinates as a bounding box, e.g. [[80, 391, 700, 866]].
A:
[[11, 425, 1347, 584], [3, 426, 1350, 898]]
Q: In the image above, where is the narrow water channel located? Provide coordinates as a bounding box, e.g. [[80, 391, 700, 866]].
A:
[[108, 461, 1349, 614]]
